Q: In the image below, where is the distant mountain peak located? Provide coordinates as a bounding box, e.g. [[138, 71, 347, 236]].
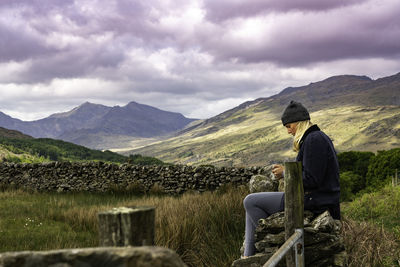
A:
[[320, 74, 372, 83], [49, 102, 110, 119], [0, 100, 197, 148], [79, 101, 96, 107], [278, 74, 373, 97]]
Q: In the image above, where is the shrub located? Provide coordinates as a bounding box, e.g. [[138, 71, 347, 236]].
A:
[[338, 151, 375, 178], [127, 154, 165, 165], [338, 151, 375, 193], [340, 171, 356, 201], [366, 148, 400, 189]]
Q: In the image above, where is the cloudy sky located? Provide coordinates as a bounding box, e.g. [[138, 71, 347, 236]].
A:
[[1, 0, 399, 121]]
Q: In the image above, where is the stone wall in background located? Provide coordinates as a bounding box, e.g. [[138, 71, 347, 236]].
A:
[[0, 162, 270, 194]]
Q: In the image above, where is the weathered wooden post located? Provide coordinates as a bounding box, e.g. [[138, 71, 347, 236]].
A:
[[284, 162, 304, 267], [392, 169, 398, 187], [98, 206, 155, 247]]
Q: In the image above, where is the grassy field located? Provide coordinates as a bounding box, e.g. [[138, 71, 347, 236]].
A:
[[0, 186, 399, 267], [0, 185, 247, 267]]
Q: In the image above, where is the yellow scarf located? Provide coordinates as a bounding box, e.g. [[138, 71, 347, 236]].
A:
[[293, 120, 313, 152]]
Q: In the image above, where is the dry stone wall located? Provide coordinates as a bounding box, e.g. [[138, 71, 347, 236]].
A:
[[0, 162, 268, 194]]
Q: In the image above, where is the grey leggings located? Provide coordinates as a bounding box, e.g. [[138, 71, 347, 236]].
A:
[[243, 192, 284, 256]]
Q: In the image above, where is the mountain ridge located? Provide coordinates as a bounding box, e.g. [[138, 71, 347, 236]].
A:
[[123, 72, 400, 166], [0, 101, 197, 149]]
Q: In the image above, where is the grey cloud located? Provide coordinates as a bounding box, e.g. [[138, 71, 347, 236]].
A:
[[202, 0, 367, 22], [5, 41, 126, 84], [0, 0, 399, 117], [0, 23, 58, 62], [201, 3, 400, 66], [0, 0, 74, 14]]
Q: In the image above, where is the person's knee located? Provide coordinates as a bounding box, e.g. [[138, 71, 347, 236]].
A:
[[243, 194, 256, 210]]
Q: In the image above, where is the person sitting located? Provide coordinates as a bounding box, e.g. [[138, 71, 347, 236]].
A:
[[242, 100, 341, 257]]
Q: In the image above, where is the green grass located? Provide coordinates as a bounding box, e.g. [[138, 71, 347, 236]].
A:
[[341, 185, 400, 266], [0, 186, 248, 267], [0, 191, 133, 251], [1, 185, 399, 266], [342, 184, 400, 238]]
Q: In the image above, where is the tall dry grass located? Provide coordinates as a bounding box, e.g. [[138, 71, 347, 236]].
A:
[[2, 186, 399, 267], [59, 185, 248, 266], [0, 185, 248, 267], [341, 217, 400, 267]]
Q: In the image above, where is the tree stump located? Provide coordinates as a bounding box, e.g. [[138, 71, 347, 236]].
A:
[[98, 206, 155, 247]]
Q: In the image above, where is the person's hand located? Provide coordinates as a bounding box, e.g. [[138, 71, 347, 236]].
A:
[[272, 164, 284, 179]]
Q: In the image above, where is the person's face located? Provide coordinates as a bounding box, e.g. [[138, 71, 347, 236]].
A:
[[285, 122, 298, 136]]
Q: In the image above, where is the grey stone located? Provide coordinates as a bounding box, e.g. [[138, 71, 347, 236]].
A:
[[255, 210, 314, 238], [254, 239, 279, 254], [236, 210, 346, 267], [0, 247, 187, 267], [256, 212, 285, 236], [311, 211, 336, 233], [249, 174, 278, 193], [257, 232, 285, 247], [304, 228, 339, 246]]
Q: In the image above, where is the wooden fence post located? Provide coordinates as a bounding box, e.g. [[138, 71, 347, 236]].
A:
[[284, 162, 304, 267], [98, 206, 155, 247]]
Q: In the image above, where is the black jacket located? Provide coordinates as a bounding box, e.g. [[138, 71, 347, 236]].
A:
[[296, 125, 341, 219]]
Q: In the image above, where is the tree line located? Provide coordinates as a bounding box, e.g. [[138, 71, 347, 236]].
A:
[[338, 148, 400, 201], [0, 137, 165, 165]]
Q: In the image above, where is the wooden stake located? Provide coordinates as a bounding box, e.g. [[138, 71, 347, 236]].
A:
[[284, 162, 304, 267], [98, 206, 155, 247]]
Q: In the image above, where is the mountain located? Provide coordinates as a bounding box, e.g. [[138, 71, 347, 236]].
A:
[[0, 101, 197, 150], [123, 72, 400, 167], [0, 112, 24, 129]]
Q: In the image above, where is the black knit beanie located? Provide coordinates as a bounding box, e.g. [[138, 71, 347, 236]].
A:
[[281, 100, 310, 125]]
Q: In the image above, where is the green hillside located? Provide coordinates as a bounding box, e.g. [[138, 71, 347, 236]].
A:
[[0, 127, 126, 163], [122, 73, 400, 166], [123, 105, 400, 166], [0, 137, 127, 163]]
